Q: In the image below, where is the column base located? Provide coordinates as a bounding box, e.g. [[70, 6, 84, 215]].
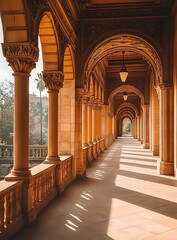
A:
[[160, 161, 174, 175], [152, 146, 159, 156], [43, 156, 60, 164], [88, 142, 93, 163], [143, 142, 149, 149], [76, 168, 86, 180], [5, 168, 31, 181]]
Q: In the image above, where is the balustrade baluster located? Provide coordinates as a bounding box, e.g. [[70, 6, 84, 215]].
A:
[[4, 192, 10, 225], [0, 197, 4, 232], [10, 190, 16, 222], [15, 187, 21, 218], [33, 181, 36, 207]]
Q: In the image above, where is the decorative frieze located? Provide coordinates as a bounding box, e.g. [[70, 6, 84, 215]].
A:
[[43, 71, 64, 92]]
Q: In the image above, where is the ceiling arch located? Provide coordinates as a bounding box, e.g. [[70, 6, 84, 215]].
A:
[[109, 84, 144, 106], [116, 102, 139, 117], [120, 113, 134, 122], [83, 33, 163, 87], [39, 13, 60, 71]]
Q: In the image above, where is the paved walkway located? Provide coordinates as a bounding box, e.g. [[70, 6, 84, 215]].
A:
[[12, 138, 177, 240]]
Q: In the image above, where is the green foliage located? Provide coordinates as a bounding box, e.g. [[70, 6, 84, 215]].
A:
[[0, 74, 48, 146], [0, 81, 14, 144], [29, 102, 48, 145]]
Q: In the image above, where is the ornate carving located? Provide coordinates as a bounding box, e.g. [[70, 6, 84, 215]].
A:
[[83, 33, 163, 89], [28, 0, 50, 44], [43, 71, 64, 91], [60, 0, 76, 28], [30, 0, 48, 19], [75, 88, 84, 102], [2, 43, 39, 73], [57, 25, 70, 70]]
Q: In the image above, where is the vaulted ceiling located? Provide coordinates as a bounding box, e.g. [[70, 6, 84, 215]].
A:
[[73, 0, 174, 112]]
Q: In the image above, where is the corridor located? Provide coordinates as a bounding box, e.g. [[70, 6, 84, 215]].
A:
[[12, 137, 177, 240]]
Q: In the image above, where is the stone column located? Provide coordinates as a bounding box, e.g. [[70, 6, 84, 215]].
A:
[[92, 102, 98, 158], [82, 100, 88, 147], [137, 115, 140, 141], [75, 88, 86, 178], [159, 85, 174, 175], [140, 107, 143, 144], [87, 100, 93, 162], [142, 105, 150, 148], [132, 118, 135, 137], [152, 87, 159, 156], [43, 71, 63, 163], [3, 43, 38, 179]]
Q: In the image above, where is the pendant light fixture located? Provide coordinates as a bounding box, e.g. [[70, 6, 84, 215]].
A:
[[120, 51, 128, 82], [123, 91, 128, 101]]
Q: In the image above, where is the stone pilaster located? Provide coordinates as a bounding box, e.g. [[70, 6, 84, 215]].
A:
[[142, 104, 150, 149], [137, 115, 140, 141], [152, 87, 159, 156], [75, 88, 86, 178], [159, 85, 174, 175]]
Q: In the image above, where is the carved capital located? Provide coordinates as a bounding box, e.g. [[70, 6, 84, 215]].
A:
[[75, 88, 84, 103], [43, 71, 64, 92], [2, 43, 39, 73]]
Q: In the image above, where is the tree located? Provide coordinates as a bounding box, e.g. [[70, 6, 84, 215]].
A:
[[29, 102, 48, 145], [35, 73, 45, 145], [0, 81, 14, 144]]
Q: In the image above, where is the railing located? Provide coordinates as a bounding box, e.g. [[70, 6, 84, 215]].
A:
[[29, 164, 57, 219], [0, 156, 73, 239], [0, 181, 23, 239], [59, 156, 73, 192], [0, 145, 48, 160]]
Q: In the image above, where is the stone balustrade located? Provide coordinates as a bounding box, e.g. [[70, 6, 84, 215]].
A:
[[0, 181, 23, 240], [0, 145, 48, 160], [0, 156, 73, 239], [58, 156, 73, 193]]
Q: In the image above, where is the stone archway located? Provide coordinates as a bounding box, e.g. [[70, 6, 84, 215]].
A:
[[83, 33, 163, 88]]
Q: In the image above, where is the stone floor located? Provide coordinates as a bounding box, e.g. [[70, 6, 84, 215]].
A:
[[12, 137, 177, 240]]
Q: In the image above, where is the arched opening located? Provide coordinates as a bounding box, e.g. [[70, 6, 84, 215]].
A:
[[58, 46, 75, 156], [38, 13, 59, 71], [122, 118, 132, 136]]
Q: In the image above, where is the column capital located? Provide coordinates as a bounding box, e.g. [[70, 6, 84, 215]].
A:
[[159, 83, 173, 90], [142, 104, 149, 110], [2, 42, 39, 74], [43, 71, 64, 92], [75, 88, 84, 102]]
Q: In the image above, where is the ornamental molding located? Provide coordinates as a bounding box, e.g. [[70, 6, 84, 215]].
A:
[[75, 88, 84, 102], [43, 71, 64, 91], [84, 34, 163, 88]]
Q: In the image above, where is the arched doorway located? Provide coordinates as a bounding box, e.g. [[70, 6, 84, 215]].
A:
[[122, 118, 132, 136]]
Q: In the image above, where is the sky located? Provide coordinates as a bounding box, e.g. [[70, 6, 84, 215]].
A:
[[0, 19, 47, 97]]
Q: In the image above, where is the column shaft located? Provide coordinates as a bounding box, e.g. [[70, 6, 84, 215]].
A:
[[87, 104, 92, 144], [47, 90, 59, 161], [152, 87, 159, 156], [160, 86, 174, 175], [143, 105, 150, 148], [82, 103, 88, 146], [12, 73, 30, 177], [137, 115, 140, 141]]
